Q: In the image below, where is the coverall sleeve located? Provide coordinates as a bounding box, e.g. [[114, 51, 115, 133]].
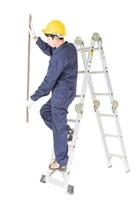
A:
[[36, 37, 54, 56], [31, 57, 67, 101]]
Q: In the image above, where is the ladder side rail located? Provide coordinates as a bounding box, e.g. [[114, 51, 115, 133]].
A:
[[114, 115, 130, 171], [64, 42, 94, 187], [77, 37, 112, 167], [64, 112, 82, 187], [98, 41, 114, 102], [97, 36, 130, 172]]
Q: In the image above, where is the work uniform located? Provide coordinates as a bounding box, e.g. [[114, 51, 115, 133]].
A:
[[31, 37, 78, 167]]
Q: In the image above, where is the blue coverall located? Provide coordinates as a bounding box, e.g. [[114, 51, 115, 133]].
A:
[[31, 37, 78, 167]]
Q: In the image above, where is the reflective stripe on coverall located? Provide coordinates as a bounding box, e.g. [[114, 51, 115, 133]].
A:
[[31, 37, 78, 166]]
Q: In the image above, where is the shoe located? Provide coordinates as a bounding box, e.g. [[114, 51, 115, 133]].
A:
[[49, 160, 66, 171], [68, 127, 74, 141]]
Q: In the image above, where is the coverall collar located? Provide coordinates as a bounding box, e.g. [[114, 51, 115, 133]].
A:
[[54, 41, 68, 53]]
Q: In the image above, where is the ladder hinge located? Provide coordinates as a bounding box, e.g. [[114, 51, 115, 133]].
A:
[[112, 100, 118, 113], [93, 100, 100, 111], [75, 103, 84, 114], [92, 33, 102, 42], [74, 37, 84, 46]]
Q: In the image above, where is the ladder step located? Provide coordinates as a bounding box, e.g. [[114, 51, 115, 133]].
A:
[[78, 70, 104, 74], [90, 70, 104, 74], [99, 114, 114, 117], [78, 70, 85, 74], [77, 47, 99, 52], [67, 119, 77, 123], [94, 93, 110, 96], [77, 47, 89, 52], [48, 177, 64, 187], [104, 134, 119, 138], [76, 94, 85, 98], [76, 95, 81, 98], [110, 153, 124, 159]]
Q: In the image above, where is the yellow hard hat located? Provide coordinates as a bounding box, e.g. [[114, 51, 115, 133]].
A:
[[42, 20, 66, 36]]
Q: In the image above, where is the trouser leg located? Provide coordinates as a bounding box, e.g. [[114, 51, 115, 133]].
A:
[[40, 99, 52, 129], [51, 105, 68, 166]]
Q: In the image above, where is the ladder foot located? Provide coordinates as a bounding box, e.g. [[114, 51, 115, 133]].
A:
[[40, 175, 46, 183], [67, 185, 74, 195]]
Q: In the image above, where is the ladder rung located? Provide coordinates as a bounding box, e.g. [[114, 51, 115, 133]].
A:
[[77, 47, 89, 52], [104, 134, 119, 138], [78, 70, 85, 74], [78, 70, 105, 74], [99, 114, 114, 117], [76, 95, 81, 98], [67, 119, 77, 123], [94, 93, 110, 96], [77, 47, 99, 52], [76, 94, 85, 98], [110, 153, 124, 159], [90, 71, 104, 74]]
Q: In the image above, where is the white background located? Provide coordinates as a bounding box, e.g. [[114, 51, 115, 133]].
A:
[[0, 0, 136, 199]]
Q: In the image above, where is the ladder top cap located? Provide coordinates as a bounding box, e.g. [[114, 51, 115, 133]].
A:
[[92, 33, 102, 42]]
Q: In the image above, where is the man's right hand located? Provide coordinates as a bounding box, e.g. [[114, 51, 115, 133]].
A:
[[29, 21, 38, 41]]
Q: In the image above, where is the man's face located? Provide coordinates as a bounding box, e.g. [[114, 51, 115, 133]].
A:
[[46, 36, 57, 48]]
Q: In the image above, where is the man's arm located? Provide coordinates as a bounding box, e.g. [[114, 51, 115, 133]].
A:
[[36, 37, 55, 56], [31, 56, 67, 101], [29, 22, 54, 56]]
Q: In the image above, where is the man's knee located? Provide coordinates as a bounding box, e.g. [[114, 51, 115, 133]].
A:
[[40, 103, 52, 123], [40, 105, 45, 118]]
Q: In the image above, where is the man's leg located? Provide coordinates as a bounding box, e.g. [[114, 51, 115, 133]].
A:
[[40, 99, 52, 129], [51, 104, 68, 167]]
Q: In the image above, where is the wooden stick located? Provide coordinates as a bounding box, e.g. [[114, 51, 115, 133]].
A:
[[26, 14, 32, 123]]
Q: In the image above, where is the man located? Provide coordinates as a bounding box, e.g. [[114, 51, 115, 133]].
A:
[[28, 20, 78, 170]]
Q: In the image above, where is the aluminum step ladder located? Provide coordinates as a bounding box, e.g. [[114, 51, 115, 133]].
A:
[[40, 33, 130, 194]]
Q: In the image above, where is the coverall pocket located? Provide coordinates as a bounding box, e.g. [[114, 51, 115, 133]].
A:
[[51, 82, 75, 107], [52, 83, 67, 107]]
